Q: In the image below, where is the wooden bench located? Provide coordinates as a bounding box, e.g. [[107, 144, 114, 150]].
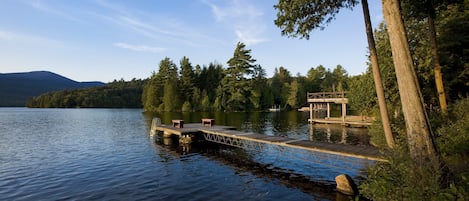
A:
[[201, 118, 215, 127], [172, 119, 184, 128]]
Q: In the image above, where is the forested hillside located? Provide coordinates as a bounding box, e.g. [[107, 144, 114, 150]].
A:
[[27, 79, 145, 108], [0, 71, 104, 106]]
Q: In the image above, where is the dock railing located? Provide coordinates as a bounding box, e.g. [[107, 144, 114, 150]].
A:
[[307, 91, 347, 100]]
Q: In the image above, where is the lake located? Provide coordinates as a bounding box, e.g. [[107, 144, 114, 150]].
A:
[[0, 108, 372, 200]]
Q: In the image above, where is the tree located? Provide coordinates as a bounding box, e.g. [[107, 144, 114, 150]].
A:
[[401, 0, 455, 114], [221, 42, 257, 111], [332, 64, 349, 91], [250, 64, 268, 110], [307, 65, 327, 92], [142, 57, 178, 112], [382, 0, 439, 163], [179, 56, 195, 103], [270, 67, 292, 108], [287, 79, 300, 108], [163, 79, 179, 111], [198, 62, 224, 102], [142, 73, 160, 111], [274, 0, 358, 39], [361, 0, 395, 147], [438, 2, 468, 100]]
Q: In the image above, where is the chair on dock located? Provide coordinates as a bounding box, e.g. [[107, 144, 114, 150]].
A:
[[172, 120, 184, 128], [201, 118, 215, 127]]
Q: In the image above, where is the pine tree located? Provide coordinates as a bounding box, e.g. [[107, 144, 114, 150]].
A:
[[221, 42, 257, 111], [179, 56, 195, 103]]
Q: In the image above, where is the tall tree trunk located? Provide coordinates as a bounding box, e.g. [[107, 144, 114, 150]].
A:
[[426, 2, 448, 114], [361, 0, 395, 148], [382, 0, 439, 163]]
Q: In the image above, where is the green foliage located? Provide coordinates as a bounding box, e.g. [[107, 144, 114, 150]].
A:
[[220, 42, 257, 111], [438, 2, 469, 100], [27, 78, 145, 108], [179, 56, 195, 102], [163, 80, 179, 111], [332, 65, 348, 91], [367, 118, 387, 148], [274, 0, 358, 39], [200, 91, 211, 112], [361, 98, 469, 200], [348, 73, 376, 116], [359, 145, 447, 201], [437, 97, 469, 155], [270, 66, 292, 107], [181, 101, 192, 112], [287, 80, 299, 108], [142, 57, 179, 112]]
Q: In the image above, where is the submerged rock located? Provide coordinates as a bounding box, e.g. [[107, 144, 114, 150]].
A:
[[335, 174, 358, 195]]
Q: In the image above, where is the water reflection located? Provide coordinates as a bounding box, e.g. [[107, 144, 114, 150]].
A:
[[145, 111, 372, 196], [150, 133, 338, 200], [307, 123, 370, 146], [144, 111, 371, 146]]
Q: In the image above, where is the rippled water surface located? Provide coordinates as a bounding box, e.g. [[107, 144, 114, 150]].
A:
[[0, 108, 371, 200]]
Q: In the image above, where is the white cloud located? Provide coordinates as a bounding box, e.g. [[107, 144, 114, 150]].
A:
[[97, 1, 202, 47], [25, 0, 84, 23], [0, 29, 63, 46], [114, 42, 165, 53], [235, 29, 267, 46], [203, 0, 268, 45], [0, 31, 13, 40]]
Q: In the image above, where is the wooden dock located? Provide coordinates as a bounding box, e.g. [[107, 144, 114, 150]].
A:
[[201, 128, 384, 161], [151, 123, 236, 136], [151, 120, 386, 162], [308, 117, 373, 127], [307, 92, 375, 127]]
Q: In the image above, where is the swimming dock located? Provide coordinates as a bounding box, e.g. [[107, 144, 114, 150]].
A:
[[150, 119, 386, 162]]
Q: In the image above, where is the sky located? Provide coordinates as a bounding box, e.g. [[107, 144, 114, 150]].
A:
[[0, 0, 384, 83]]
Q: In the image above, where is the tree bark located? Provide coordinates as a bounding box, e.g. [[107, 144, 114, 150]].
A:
[[426, 2, 448, 114], [382, 0, 438, 162], [361, 0, 395, 148]]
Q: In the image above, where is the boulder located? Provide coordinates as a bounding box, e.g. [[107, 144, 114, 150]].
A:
[[335, 174, 358, 195]]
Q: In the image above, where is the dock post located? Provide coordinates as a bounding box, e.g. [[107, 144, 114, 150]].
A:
[[342, 103, 346, 123], [327, 103, 330, 119], [309, 124, 314, 141], [163, 131, 172, 138], [150, 118, 161, 131], [309, 103, 313, 123]]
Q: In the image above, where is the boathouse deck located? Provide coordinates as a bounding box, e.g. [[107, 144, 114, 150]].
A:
[[307, 92, 374, 127]]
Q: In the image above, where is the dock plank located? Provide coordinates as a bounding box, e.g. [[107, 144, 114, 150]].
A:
[[152, 123, 386, 162]]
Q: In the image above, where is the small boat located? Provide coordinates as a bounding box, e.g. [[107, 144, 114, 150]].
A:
[[269, 105, 280, 112]]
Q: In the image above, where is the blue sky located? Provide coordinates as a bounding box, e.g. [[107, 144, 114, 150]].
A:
[[0, 0, 383, 82]]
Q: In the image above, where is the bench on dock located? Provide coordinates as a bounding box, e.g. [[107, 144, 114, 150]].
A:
[[172, 120, 184, 128], [201, 118, 215, 127]]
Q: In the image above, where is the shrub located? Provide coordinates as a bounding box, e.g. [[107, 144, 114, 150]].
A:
[[437, 97, 469, 156], [181, 101, 192, 112], [360, 97, 469, 200]]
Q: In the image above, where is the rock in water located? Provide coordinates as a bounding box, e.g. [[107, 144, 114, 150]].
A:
[[335, 174, 358, 195]]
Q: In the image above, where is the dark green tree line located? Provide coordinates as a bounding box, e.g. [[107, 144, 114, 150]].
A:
[[27, 78, 146, 108], [141, 42, 350, 112]]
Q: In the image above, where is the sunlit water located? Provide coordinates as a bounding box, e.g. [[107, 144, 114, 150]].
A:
[[0, 108, 372, 200]]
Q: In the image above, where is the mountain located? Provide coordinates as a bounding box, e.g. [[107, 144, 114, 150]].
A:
[[0, 71, 105, 106]]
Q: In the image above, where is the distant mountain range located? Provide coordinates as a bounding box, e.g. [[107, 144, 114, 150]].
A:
[[0, 71, 105, 106]]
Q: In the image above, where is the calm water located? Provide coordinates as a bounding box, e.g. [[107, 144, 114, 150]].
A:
[[0, 108, 372, 200]]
